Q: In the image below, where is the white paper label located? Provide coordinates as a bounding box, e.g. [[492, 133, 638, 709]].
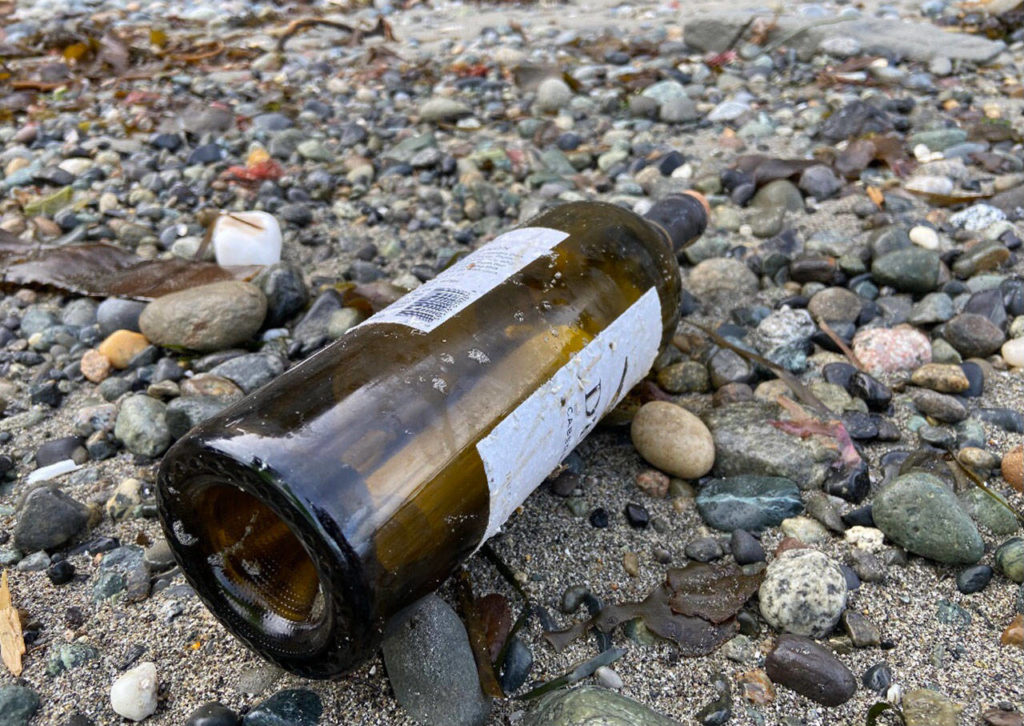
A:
[[362, 227, 568, 333], [476, 287, 662, 542]]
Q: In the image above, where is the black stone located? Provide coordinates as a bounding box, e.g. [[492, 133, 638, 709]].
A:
[[872, 415, 902, 442], [820, 100, 894, 143], [696, 675, 732, 726], [974, 407, 1024, 433], [842, 505, 874, 528], [185, 702, 241, 726], [29, 381, 63, 407], [624, 502, 650, 529], [187, 144, 223, 165], [279, 203, 313, 227], [150, 133, 182, 151], [242, 689, 322, 726], [964, 288, 1007, 331], [956, 565, 993, 594], [848, 371, 892, 411], [822, 362, 857, 390], [14, 485, 89, 552], [841, 411, 878, 441], [61, 713, 95, 726], [47, 559, 75, 586], [685, 536, 724, 562], [960, 362, 984, 398], [589, 508, 609, 528], [823, 460, 870, 503], [498, 637, 533, 694], [840, 564, 861, 590], [730, 529, 765, 565], [862, 662, 893, 695]]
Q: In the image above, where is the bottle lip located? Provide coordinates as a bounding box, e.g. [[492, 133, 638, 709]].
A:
[[156, 438, 374, 678]]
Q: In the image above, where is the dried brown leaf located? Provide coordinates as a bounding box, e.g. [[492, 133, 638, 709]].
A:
[[0, 231, 260, 299]]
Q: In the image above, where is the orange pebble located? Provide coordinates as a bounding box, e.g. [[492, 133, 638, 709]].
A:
[[97, 330, 150, 369], [1002, 445, 1023, 494], [1002, 614, 1024, 648]]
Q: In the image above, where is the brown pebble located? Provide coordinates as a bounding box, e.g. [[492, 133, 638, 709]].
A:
[[1001, 614, 1024, 648], [737, 669, 775, 704], [622, 551, 639, 577], [1002, 445, 1024, 494], [635, 469, 670, 498], [983, 706, 1024, 726], [79, 349, 112, 383], [179, 374, 244, 402], [774, 537, 807, 556], [910, 363, 970, 393], [97, 330, 150, 369]]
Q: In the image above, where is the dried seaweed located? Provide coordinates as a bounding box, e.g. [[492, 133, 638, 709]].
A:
[[0, 230, 259, 299], [518, 647, 626, 701], [456, 572, 504, 699], [543, 563, 760, 657]]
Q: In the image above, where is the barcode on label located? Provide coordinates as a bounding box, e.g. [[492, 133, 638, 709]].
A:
[[393, 287, 472, 325]]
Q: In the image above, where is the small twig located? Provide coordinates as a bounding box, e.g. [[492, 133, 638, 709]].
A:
[[479, 543, 529, 602], [950, 455, 1024, 526], [684, 320, 834, 417], [817, 317, 867, 371], [276, 16, 396, 52], [763, 15, 856, 53]]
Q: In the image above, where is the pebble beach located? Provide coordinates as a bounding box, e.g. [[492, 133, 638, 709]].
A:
[[2, 0, 1024, 724]]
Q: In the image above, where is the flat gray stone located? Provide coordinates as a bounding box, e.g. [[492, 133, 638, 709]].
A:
[[685, 13, 1004, 63], [523, 685, 679, 726]]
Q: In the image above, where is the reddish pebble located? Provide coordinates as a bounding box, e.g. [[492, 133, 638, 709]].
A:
[[635, 469, 670, 498], [774, 537, 807, 556], [80, 349, 112, 383], [852, 325, 931, 374]]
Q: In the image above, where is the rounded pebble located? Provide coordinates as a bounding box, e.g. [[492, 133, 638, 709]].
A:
[[630, 401, 715, 479]]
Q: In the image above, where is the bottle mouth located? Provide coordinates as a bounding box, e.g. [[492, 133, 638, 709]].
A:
[[190, 482, 329, 643], [165, 474, 333, 660]]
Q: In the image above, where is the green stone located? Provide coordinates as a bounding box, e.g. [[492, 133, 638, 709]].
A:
[[871, 247, 941, 294], [873, 472, 984, 564], [902, 689, 959, 726], [995, 537, 1024, 583], [0, 686, 40, 726], [960, 489, 1020, 536], [523, 686, 680, 726]]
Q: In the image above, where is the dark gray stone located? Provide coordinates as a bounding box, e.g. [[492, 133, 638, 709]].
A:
[[209, 353, 285, 394], [14, 485, 90, 552], [382, 595, 490, 726], [703, 402, 836, 488]]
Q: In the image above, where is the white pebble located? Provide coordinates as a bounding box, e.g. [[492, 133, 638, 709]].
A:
[[844, 525, 885, 552], [212, 211, 282, 266], [110, 662, 159, 721], [595, 665, 623, 690], [1001, 337, 1024, 368], [908, 225, 939, 250]]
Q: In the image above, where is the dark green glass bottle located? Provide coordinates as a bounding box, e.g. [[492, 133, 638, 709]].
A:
[[156, 193, 708, 677]]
